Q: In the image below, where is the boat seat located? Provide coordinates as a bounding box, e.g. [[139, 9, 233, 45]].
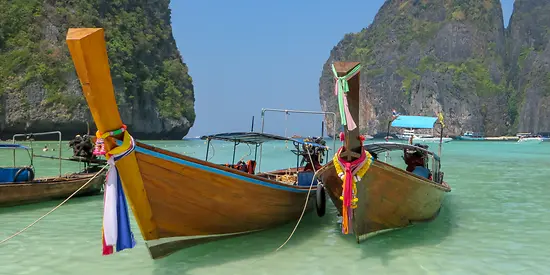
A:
[[0, 167, 35, 184], [412, 166, 430, 179], [297, 171, 319, 187]]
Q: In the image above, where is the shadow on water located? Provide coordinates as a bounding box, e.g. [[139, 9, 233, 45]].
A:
[[355, 195, 458, 266], [321, 194, 458, 266], [151, 210, 334, 275]]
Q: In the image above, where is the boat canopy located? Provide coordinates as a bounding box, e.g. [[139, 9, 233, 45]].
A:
[[391, 115, 438, 129], [0, 144, 30, 150], [364, 142, 440, 161], [200, 132, 329, 149]]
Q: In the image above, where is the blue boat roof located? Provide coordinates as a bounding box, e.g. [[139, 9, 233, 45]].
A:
[[391, 115, 438, 129], [200, 132, 329, 149], [0, 144, 30, 150]]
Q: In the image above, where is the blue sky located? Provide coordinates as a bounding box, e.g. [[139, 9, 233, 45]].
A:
[[170, 0, 516, 137]]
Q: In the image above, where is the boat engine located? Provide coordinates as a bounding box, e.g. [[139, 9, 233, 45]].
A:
[[69, 134, 97, 161], [294, 136, 328, 171]]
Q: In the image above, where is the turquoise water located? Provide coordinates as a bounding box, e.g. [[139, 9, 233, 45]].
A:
[[1, 140, 549, 274]]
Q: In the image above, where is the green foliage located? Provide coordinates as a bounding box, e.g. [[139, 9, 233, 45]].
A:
[[397, 67, 420, 95], [445, 0, 498, 28], [518, 46, 534, 69], [0, 0, 195, 121], [366, 68, 384, 78]]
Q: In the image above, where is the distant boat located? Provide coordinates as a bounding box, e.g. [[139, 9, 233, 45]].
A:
[[362, 134, 374, 140], [456, 131, 485, 141], [517, 134, 543, 143], [0, 142, 105, 207], [412, 135, 453, 143], [396, 129, 417, 140], [395, 129, 451, 143], [391, 116, 453, 144]]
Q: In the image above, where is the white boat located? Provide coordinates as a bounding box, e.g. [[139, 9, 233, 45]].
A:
[[394, 122, 452, 144], [412, 135, 453, 144], [517, 135, 543, 143]]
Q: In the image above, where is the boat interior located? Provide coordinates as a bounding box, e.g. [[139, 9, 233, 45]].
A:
[[365, 142, 444, 184], [1, 131, 103, 184], [0, 144, 36, 184], [200, 132, 330, 186]]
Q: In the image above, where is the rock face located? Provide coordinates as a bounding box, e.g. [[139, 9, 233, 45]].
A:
[[320, 0, 550, 136], [506, 0, 550, 134], [0, 0, 195, 140]]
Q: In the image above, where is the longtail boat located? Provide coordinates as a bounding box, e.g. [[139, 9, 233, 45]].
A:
[[316, 61, 451, 242], [65, 28, 329, 259], [0, 132, 105, 207]]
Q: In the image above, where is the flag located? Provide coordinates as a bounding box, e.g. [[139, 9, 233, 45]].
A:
[[101, 130, 136, 255], [391, 109, 400, 120], [438, 112, 445, 128]]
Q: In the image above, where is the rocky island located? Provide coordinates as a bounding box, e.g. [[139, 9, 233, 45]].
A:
[[0, 0, 195, 139], [319, 0, 550, 136]]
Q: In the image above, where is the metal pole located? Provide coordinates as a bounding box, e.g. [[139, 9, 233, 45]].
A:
[[232, 141, 237, 166], [58, 131, 62, 176], [296, 146, 300, 170], [12, 134, 15, 167], [260, 108, 338, 154], [251, 116, 255, 132], [205, 138, 211, 161], [258, 109, 266, 172], [12, 131, 63, 175], [439, 123, 443, 157]]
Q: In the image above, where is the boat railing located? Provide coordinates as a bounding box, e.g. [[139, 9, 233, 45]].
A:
[[259, 108, 337, 173], [12, 131, 62, 177]]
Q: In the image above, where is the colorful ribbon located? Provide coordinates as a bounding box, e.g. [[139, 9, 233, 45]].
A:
[[332, 146, 373, 234], [438, 112, 445, 128], [98, 126, 136, 255], [331, 63, 361, 131]]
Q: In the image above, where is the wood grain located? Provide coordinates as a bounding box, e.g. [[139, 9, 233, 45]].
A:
[[318, 159, 450, 240], [0, 172, 105, 207], [134, 147, 317, 258], [66, 27, 159, 241]]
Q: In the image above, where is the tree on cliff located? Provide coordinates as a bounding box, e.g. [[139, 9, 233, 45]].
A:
[[0, 0, 195, 139]]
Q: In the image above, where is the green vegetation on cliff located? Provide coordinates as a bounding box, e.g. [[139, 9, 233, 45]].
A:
[[0, 0, 195, 123], [319, 0, 516, 136]]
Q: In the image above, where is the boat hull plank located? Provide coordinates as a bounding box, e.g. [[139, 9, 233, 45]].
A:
[[319, 160, 449, 240], [0, 174, 104, 207], [133, 143, 315, 258]]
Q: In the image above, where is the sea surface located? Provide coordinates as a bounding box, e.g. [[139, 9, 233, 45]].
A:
[[0, 139, 549, 274]]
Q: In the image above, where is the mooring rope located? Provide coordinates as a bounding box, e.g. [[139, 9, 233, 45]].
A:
[[0, 165, 108, 245], [275, 147, 319, 251]]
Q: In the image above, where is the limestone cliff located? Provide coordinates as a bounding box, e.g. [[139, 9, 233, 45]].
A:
[[320, 0, 550, 136], [506, 0, 550, 134], [0, 0, 195, 139]]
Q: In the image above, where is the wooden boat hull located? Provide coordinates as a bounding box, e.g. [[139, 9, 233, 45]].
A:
[[317, 159, 450, 241], [0, 172, 105, 207], [132, 142, 317, 259]]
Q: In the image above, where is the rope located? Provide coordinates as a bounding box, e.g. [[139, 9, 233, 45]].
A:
[[275, 147, 318, 251], [238, 143, 252, 163], [0, 165, 107, 245], [207, 141, 215, 161]]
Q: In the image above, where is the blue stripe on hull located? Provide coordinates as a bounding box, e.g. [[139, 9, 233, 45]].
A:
[[120, 141, 314, 193]]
